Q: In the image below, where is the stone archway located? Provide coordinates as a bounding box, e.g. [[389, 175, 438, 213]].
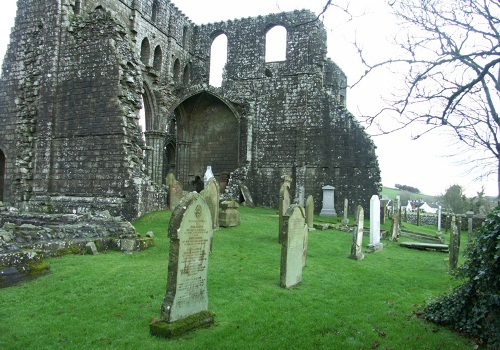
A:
[[170, 92, 240, 190], [0, 149, 5, 202]]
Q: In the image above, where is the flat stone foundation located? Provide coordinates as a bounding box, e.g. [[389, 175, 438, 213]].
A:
[[150, 311, 215, 338]]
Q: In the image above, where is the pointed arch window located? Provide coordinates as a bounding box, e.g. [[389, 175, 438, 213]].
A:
[[209, 33, 227, 87], [265, 25, 287, 62], [141, 38, 151, 66], [153, 45, 163, 71], [183, 63, 190, 85], [152, 0, 159, 23], [0, 149, 6, 202], [182, 26, 189, 47], [173, 58, 181, 83]]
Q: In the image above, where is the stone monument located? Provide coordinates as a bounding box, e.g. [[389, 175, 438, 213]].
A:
[[168, 181, 183, 211], [367, 195, 383, 251], [278, 177, 292, 243], [219, 200, 240, 227], [305, 195, 315, 231], [348, 205, 365, 260], [200, 178, 220, 231], [319, 185, 337, 217], [239, 184, 255, 207], [341, 198, 349, 225], [150, 192, 214, 338], [280, 205, 307, 288]]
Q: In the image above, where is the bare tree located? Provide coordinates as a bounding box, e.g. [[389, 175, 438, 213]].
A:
[[352, 0, 500, 199]]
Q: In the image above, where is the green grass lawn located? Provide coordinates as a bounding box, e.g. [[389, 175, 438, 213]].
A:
[[0, 207, 474, 349]]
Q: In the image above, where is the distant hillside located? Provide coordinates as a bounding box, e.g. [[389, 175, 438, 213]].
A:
[[381, 187, 439, 206]]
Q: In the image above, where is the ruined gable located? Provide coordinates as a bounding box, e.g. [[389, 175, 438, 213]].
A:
[[0, 0, 380, 220]]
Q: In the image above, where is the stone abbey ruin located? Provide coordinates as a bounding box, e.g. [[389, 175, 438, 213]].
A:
[[0, 0, 380, 222]]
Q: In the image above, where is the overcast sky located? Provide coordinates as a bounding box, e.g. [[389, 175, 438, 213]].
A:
[[0, 0, 496, 198]]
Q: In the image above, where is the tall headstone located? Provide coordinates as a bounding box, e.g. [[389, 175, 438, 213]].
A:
[[348, 205, 365, 260], [449, 216, 460, 272], [437, 205, 442, 233], [169, 181, 183, 211], [150, 192, 214, 338], [200, 178, 220, 231], [305, 195, 315, 230], [297, 186, 305, 207], [341, 198, 349, 225], [278, 178, 292, 243], [319, 185, 337, 217], [389, 196, 400, 242], [280, 205, 307, 288], [368, 195, 383, 251]]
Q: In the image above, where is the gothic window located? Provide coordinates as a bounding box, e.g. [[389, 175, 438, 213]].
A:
[[173, 58, 181, 83], [141, 38, 151, 66], [74, 0, 81, 15], [209, 33, 227, 87], [152, 0, 159, 23], [182, 26, 189, 47], [183, 63, 190, 85], [153, 45, 162, 71], [265, 25, 287, 62], [0, 149, 5, 202]]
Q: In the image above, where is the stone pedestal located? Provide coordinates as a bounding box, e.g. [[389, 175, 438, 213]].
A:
[[219, 200, 240, 227], [319, 185, 337, 217]]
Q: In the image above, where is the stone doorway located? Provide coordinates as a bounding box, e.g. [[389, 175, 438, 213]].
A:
[[168, 92, 240, 190], [0, 149, 5, 202]]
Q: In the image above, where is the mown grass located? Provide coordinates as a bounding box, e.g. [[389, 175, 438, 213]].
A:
[[0, 207, 474, 349]]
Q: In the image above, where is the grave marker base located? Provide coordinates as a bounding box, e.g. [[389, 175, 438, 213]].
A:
[[150, 310, 215, 339]]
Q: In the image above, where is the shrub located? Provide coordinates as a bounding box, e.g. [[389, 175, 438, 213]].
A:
[[423, 206, 500, 348]]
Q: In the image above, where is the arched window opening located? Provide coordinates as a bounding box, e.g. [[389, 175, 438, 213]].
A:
[[141, 38, 151, 66], [209, 34, 227, 87], [74, 0, 81, 15], [152, 0, 159, 22], [183, 64, 190, 85], [265, 25, 287, 62], [173, 58, 181, 83], [0, 149, 5, 202], [153, 45, 162, 71], [182, 26, 189, 47], [139, 97, 147, 142]]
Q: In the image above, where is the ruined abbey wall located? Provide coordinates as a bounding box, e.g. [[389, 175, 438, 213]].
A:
[[0, 0, 381, 220]]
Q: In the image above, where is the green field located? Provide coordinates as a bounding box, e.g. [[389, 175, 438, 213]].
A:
[[0, 207, 474, 349]]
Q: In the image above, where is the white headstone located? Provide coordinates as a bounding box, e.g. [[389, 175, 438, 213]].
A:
[[368, 195, 383, 251], [319, 185, 337, 217], [204, 166, 214, 186], [437, 205, 442, 232]]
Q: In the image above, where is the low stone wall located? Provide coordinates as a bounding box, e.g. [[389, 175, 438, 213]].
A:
[[0, 208, 153, 288], [402, 211, 486, 230]]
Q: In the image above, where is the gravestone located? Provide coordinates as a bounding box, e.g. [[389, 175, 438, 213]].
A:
[[437, 205, 442, 233], [280, 205, 307, 288], [150, 192, 214, 338], [368, 195, 383, 251], [239, 184, 255, 207], [348, 205, 364, 260], [169, 181, 183, 211], [449, 216, 460, 272], [278, 179, 292, 243], [319, 185, 337, 217], [341, 198, 349, 225], [297, 185, 305, 207], [219, 200, 240, 227], [389, 196, 400, 242], [305, 195, 315, 231], [200, 178, 220, 231]]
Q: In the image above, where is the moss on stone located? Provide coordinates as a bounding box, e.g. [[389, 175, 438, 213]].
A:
[[149, 310, 215, 339]]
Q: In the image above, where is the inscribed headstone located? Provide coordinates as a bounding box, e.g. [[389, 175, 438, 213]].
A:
[[368, 195, 383, 251], [319, 185, 337, 217], [305, 195, 315, 230], [160, 192, 213, 322], [169, 181, 183, 211], [239, 184, 255, 207], [280, 205, 307, 288], [348, 205, 364, 260]]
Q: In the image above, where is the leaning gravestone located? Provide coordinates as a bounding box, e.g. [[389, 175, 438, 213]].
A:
[[348, 205, 365, 260], [239, 184, 255, 207], [169, 181, 183, 211], [150, 192, 214, 338], [278, 179, 292, 243], [280, 205, 307, 288], [367, 195, 383, 251]]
